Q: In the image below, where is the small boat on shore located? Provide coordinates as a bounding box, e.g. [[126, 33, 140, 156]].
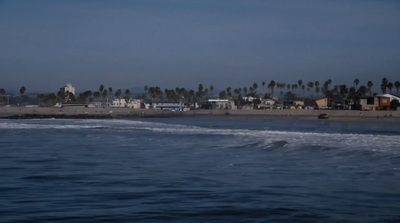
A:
[[318, 113, 329, 119]]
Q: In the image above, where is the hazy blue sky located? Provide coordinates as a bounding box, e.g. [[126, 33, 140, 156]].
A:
[[1, 0, 399, 93]]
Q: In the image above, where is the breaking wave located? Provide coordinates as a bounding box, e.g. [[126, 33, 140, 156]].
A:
[[2, 119, 400, 154]]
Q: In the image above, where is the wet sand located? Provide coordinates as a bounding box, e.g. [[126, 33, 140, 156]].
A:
[[0, 106, 399, 122]]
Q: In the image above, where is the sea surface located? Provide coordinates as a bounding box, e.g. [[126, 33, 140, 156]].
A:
[[1, 118, 400, 223]]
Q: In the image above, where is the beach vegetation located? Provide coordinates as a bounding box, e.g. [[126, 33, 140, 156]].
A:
[[20, 86, 26, 97], [37, 93, 59, 107], [394, 81, 400, 93], [354, 79, 360, 88]]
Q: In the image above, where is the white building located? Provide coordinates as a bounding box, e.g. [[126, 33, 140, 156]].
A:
[[60, 83, 75, 95], [257, 98, 276, 109], [208, 99, 237, 110], [242, 96, 257, 102], [127, 99, 142, 109], [112, 99, 127, 107], [378, 93, 400, 102], [293, 100, 305, 107]]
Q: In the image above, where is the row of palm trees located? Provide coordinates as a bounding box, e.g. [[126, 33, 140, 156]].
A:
[[74, 77, 400, 105], [0, 86, 27, 104], [0, 86, 26, 97], [142, 77, 400, 103], [7, 77, 400, 107], [36, 84, 133, 106]]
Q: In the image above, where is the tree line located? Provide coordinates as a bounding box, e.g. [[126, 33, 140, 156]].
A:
[[142, 77, 400, 104], [1, 77, 399, 107]]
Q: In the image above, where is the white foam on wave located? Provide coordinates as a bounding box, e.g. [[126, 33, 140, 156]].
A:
[[0, 120, 103, 130], [2, 119, 399, 152], [77, 119, 400, 151]]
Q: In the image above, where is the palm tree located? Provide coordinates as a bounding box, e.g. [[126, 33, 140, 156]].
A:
[[101, 89, 108, 101], [315, 81, 320, 96], [0, 88, 5, 102], [0, 88, 5, 104], [387, 82, 394, 93], [249, 86, 254, 95], [157, 87, 164, 100], [115, 89, 122, 99], [367, 81, 373, 96], [322, 79, 332, 96], [125, 89, 131, 101], [298, 80, 303, 94], [394, 81, 400, 93], [20, 86, 26, 97], [219, 90, 227, 99], [325, 79, 332, 89], [354, 78, 360, 89], [147, 87, 155, 101], [348, 87, 357, 102], [252, 82, 258, 95], [307, 81, 314, 97], [268, 80, 276, 97], [262, 81, 266, 94], [291, 84, 295, 93], [315, 87, 320, 96], [99, 84, 105, 94], [298, 80, 303, 87], [381, 78, 388, 93], [93, 91, 101, 99], [339, 85, 348, 98], [144, 85, 149, 99], [357, 85, 367, 97], [280, 83, 286, 94], [198, 84, 204, 92], [276, 82, 281, 96], [226, 87, 232, 97], [243, 87, 248, 96]]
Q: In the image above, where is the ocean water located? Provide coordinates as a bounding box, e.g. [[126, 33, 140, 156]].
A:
[[1, 118, 400, 223]]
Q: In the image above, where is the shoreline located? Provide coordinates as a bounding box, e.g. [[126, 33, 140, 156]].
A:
[[1, 106, 400, 122]]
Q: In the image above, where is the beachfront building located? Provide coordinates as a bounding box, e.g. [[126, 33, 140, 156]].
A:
[[242, 96, 257, 102], [293, 100, 305, 108], [281, 100, 304, 109], [127, 99, 141, 109], [257, 98, 276, 109], [332, 95, 347, 110], [378, 94, 400, 108], [60, 83, 75, 95], [378, 93, 400, 101], [377, 95, 391, 110], [112, 99, 127, 108], [359, 97, 379, 111], [207, 99, 237, 110], [377, 94, 400, 103], [315, 97, 330, 109]]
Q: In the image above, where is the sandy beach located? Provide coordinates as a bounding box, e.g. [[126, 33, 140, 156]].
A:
[[1, 106, 400, 122]]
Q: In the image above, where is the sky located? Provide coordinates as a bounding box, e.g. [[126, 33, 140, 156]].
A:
[[0, 0, 399, 93]]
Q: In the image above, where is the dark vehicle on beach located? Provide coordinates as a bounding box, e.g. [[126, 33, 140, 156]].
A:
[[318, 113, 329, 119]]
